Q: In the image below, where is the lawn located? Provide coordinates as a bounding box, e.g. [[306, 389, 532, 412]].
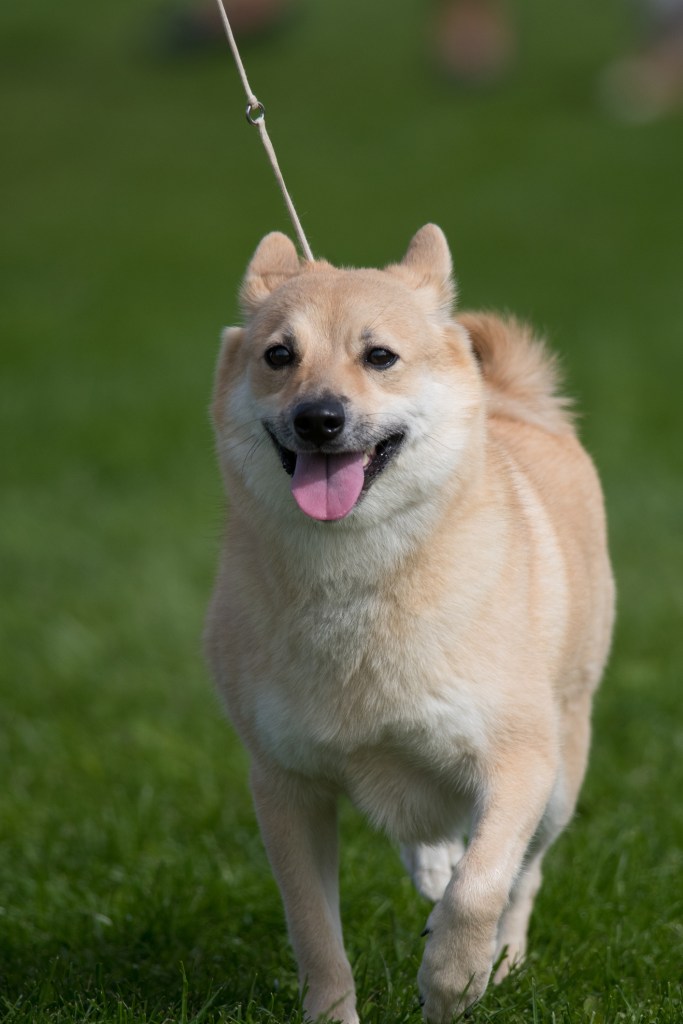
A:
[[1, 0, 682, 1021]]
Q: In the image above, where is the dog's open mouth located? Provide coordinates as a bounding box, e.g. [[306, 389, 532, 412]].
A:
[[266, 430, 405, 522]]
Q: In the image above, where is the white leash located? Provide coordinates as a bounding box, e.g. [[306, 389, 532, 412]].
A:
[[213, 0, 314, 262]]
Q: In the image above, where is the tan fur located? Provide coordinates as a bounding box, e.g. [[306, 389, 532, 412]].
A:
[[459, 311, 574, 435], [204, 225, 615, 1023]]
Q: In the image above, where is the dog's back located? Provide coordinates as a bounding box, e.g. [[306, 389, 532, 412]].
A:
[[459, 310, 614, 702]]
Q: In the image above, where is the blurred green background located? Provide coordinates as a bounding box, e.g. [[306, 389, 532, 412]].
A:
[[1, 0, 682, 1021]]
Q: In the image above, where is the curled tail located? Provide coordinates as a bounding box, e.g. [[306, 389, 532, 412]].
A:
[[459, 311, 575, 436]]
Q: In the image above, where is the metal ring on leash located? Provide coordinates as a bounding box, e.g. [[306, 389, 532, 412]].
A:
[[214, 0, 312, 259], [245, 100, 265, 126]]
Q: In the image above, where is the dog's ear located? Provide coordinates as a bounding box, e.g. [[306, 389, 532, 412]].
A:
[[240, 232, 300, 316], [212, 326, 244, 428], [388, 224, 456, 320]]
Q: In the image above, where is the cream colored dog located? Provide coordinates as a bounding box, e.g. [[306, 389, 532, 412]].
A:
[[204, 225, 614, 1023]]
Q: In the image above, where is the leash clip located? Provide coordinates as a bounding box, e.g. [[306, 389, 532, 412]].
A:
[[245, 100, 265, 126]]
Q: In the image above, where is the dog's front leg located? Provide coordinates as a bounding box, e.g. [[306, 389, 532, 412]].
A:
[[417, 746, 557, 1023], [250, 763, 358, 1024]]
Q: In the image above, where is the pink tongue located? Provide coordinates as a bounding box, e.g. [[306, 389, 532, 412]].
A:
[[291, 451, 365, 521]]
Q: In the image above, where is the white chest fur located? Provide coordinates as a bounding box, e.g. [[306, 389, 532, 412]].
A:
[[216, 496, 549, 844], [239, 564, 493, 842]]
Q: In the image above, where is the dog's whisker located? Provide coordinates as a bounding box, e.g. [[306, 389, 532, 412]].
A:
[[217, 419, 271, 457], [240, 435, 267, 477], [422, 432, 462, 455], [218, 435, 262, 462], [220, 433, 259, 454], [219, 418, 264, 440]]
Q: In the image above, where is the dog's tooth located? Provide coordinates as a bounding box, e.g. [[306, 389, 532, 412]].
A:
[[363, 452, 371, 468]]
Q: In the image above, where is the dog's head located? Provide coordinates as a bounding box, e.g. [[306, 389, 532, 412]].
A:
[[212, 225, 483, 527]]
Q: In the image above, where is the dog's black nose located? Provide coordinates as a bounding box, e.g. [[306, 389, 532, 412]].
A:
[[293, 399, 345, 447]]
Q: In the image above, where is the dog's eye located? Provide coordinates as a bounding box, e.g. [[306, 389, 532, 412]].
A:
[[265, 344, 294, 369], [365, 347, 399, 369]]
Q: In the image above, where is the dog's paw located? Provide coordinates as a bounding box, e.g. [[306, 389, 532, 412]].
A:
[[305, 995, 359, 1024], [491, 940, 525, 985], [418, 955, 490, 1023], [414, 865, 453, 903], [401, 839, 465, 903], [303, 967, 359, 1024], [417, 905, 495, 1023]]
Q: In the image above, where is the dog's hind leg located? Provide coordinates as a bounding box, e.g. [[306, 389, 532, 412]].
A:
[[491, 850, 544, 982], [491, 783, 567, 983], [493, 693, 596, 984], [401, 837, 466, 903]]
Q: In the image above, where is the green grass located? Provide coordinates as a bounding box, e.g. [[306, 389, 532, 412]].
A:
[[1, 0, 682, 1020]]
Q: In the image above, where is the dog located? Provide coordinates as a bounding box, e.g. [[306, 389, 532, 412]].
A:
[[204, 225, 615, 1023]]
